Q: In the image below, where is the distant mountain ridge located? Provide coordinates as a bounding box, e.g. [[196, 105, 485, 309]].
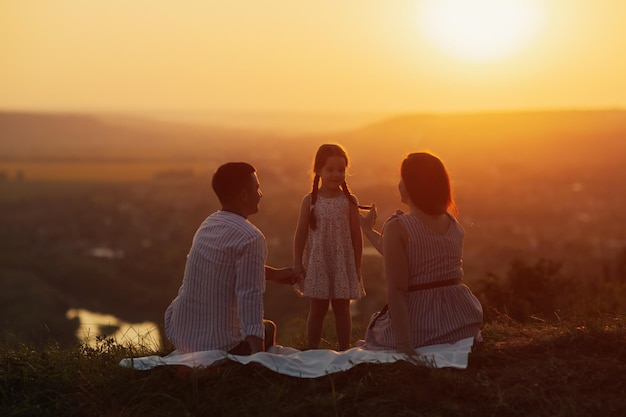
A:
[[0, 111, 266, 161], [1, 110, 625, 168], [341, 110, 626, 170]]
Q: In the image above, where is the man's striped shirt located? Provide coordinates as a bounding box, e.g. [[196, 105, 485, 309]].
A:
[[165, 210, 267, 353]]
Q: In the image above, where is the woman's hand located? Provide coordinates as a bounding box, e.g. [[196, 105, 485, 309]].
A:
[[359, 203, 377, 230], [359, 203, 384, 255]]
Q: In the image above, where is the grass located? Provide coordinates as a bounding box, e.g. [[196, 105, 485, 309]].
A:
[[1, 314, 625, 417]]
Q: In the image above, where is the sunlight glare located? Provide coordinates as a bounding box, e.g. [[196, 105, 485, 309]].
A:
[[417, 0, 545, 61]]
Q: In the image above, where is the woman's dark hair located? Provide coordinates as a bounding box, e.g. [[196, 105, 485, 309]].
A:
[[309, 143, 354, 230], [211, 162, 256, 205], [400, 152, 457, 216]]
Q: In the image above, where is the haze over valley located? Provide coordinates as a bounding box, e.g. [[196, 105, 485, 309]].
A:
[[1, 109, 625, 346]]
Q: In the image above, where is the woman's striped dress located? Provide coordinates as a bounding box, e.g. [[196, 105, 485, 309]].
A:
[[364, 212, 483, 350]]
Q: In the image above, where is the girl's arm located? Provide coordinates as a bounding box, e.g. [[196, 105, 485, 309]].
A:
[[359, 203, 384, 255], [383, 218, 417, 356], [292, 194, 311, 276], [349, 195, 363, 275]]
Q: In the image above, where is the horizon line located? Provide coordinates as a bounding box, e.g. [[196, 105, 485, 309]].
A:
[[0, 105, 624, 117]]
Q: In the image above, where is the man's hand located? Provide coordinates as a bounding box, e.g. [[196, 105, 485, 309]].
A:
[[265, 266, 298, 285], [246, 335, 264, 354]]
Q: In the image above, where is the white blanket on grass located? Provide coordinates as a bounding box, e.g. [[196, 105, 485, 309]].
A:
[[119, 337, 475, 378]]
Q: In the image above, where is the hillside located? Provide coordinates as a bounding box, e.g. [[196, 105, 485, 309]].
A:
[[2, 316, 625, 417]]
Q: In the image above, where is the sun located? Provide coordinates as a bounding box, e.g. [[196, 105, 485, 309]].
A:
[[417, 0, 545, 61]]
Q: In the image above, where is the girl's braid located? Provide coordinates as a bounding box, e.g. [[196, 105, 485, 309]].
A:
[[340, 181, 357, 205], [309, 174, 320, 230]]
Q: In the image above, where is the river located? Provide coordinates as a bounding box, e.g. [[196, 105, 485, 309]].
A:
[[66, 308, 161, 349]]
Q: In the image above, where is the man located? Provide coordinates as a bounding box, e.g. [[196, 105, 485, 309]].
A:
[[164, 162, 294, 354]]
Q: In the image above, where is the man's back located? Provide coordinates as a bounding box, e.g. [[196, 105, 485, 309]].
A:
[[164, 210, 267, 353]]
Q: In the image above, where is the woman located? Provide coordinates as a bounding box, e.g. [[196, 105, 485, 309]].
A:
[[360, 152, 483, 356]]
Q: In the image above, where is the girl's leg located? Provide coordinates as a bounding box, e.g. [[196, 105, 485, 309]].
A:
[[331, 299, 352, 350], [307, 298, 330, 349]]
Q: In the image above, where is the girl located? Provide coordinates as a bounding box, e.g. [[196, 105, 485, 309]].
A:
[[293, 143, 365, 350]]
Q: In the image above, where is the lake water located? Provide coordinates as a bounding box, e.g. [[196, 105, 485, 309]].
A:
[[66, 308, 161, 349]]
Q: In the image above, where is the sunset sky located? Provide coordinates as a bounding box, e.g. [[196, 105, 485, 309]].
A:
[[1, 0, 625, 115]]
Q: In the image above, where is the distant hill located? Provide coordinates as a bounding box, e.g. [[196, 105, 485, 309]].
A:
[[1, 110, 625, 172], [0, 111, 274, 161], [336, 109, 626, 172]]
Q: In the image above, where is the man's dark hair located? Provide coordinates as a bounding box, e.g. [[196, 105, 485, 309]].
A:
[[211, 162, 256, 205]]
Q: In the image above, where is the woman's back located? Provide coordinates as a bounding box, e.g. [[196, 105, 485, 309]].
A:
[[364, 212, 483, 349], [399, 213, 464, 287]]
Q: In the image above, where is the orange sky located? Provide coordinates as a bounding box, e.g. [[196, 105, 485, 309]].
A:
[[1, 0, 625, 115]]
